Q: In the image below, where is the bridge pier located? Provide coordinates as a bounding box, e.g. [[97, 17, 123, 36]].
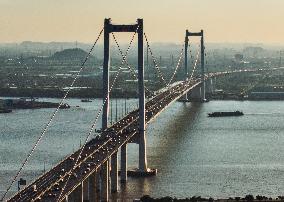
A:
[[200, 30, 206, 102], [96, 168, 101, 193], [64, 176, 99, 202], [188, 85, 202, 102], [206, 78, 214, 95], [88, 172, 97, 202], [111, 152, 118, 192], [120, 144, 127, 183], [83, 179, 89, 201], [139, 130, 147, 171], [68, 183, 83, 202], [101, 160, 109, 202]]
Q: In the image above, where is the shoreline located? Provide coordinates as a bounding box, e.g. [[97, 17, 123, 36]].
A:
[[1, 90, 284, 101]]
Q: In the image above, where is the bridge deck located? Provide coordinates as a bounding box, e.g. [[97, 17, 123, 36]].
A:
[[7, 78, 202, 202], [7, 67, 283, 201]]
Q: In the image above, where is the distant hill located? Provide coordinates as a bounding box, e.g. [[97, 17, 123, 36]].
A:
[[52, 48, 94, 61], [19, 41, 94, 50]]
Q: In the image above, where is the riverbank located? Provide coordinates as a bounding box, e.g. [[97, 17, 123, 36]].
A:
[[0, 98, 70, 109], [0, 87, 139, 98], [1, 88, 284, 100]]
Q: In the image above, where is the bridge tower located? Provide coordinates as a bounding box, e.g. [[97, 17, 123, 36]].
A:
[[101, 17, 150, 201], [184, 29, 206, 102]]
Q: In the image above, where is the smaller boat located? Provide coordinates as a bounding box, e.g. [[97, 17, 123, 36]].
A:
[[59, 103, 70, 109], [81, 99, 92, 103], [208, 111, 244, 117], [0, 108, 12, 113]]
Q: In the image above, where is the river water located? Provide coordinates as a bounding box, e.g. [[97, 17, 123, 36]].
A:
[[0, 99, 284, 200]]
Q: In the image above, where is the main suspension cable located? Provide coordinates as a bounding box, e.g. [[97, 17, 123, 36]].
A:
[[189, 45, 195, 68], [188, 47, 200, 81], [57, 63, 122, 202], [56, 28, 138, 202], [111, 32, 154, 98], [167, 45, 184, 87], [0, 28, 104, 201], [144, 32, 167, 85]]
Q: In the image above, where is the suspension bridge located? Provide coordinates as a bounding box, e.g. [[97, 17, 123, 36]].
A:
[[2, 18, 283, 202]]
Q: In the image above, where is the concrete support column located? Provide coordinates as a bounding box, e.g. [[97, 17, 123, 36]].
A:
[[120, 144, 127, 183], [101, 18, 110, 202], [185, 30, 189, 79], [102, 18, 111, 131], [96, 168, 101, 193], [83, 179, 89, 201], [184, 30, 189, 100], [189, 85, 202, 101], [88, 172, 97, 202], [101, 161, 109, 202], [214, 77, 217, 91], [68, 183, 83, 202], [200, 30, 206, 101], [137, 18, 147, 172], [206, 78, 214, 94], [111, 152, 118, 193], [211, 78, 215, 93]]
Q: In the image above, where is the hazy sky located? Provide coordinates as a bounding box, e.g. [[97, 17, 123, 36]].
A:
[[1, 0, 284, 44]]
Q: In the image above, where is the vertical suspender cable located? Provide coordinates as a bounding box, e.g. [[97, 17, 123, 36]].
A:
[[1, 28, 104, 202]]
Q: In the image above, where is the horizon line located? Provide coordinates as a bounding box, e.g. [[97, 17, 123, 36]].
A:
[[1, 41, 284, 46]]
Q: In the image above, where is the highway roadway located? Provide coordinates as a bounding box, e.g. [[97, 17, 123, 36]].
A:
[[7, 78, 202, 202], [8, 66, 283, 201]]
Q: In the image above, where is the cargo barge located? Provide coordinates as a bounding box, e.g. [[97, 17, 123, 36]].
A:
[[0, 98, 70, 110], [81, 99, 92, 102], [0, 108, 12, 113], [208, 111, 244, 117]]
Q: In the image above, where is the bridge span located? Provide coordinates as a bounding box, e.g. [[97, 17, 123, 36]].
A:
[[4, 16, 284, 202], [6, 66, 283, 202], [7, 78, 204, 202], [2, 17, 208, 202], [7, 64, 282, 202]]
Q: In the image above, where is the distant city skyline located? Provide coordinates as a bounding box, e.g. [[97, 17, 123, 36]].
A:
[[1, 0, 284, 44]]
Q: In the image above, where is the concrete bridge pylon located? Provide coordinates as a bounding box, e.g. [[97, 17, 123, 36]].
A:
[[100, 18, 156, 201], [183, 29, 207, 102]]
